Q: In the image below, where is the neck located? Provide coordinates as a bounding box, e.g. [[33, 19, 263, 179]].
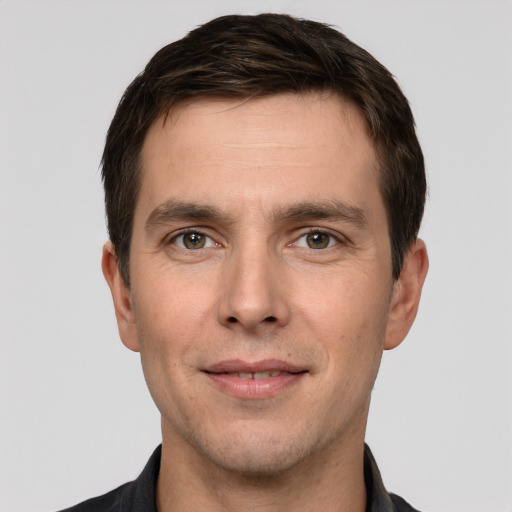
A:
[[156, 419, 368, 512]]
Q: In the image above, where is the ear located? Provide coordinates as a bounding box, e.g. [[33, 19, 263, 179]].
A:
[[101, 242, 140, 352], [384, 239, 429, 350]]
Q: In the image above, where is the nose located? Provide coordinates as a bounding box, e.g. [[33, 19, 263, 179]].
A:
[[217, 244, 291, 333]]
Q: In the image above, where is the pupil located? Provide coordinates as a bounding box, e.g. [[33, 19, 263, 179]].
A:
[[184, 232, 205, 249], [307, 232, 329, 249]]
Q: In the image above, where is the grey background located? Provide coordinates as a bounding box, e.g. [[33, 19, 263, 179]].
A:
[[1, 1, 511, 511]]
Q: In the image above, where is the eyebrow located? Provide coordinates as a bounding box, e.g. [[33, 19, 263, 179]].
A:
[[145, 200, 232, 231], [144, 198, 368, 231], [272, 200, 368, 228]]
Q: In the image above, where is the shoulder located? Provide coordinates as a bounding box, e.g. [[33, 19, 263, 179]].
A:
[[56, 481, 131, 512], [390, 493, 422, 512], [56, 445, 161, 512], [364, 444, 422, 512]]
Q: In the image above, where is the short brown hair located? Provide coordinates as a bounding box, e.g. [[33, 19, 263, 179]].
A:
[[102, 13, 426, 285]]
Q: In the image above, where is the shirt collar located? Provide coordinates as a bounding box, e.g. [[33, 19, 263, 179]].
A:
[[363, 443, 396, 512]]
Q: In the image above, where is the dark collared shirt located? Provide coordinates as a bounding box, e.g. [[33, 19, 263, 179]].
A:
[[58, 444, 420, 512]]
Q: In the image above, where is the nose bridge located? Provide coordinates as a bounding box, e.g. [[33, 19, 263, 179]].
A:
[[218, 236, 289, 331]]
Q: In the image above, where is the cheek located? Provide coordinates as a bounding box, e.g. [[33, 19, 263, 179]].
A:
[[295, 267, 390, 327], [132, 266, 215, 342], [293, 270, 390, 371], [131, 274, 209, 418]]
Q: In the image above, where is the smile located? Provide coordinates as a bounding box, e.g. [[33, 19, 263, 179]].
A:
[[203, 360, 308, 399]]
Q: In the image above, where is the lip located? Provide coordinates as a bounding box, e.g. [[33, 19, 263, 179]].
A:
[[203, 359, 308, 400], [205, 358, 305, 374]]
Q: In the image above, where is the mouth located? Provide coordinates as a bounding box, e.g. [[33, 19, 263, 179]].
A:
[[217, 370, 291, 379], [203, 359, 308, 399]]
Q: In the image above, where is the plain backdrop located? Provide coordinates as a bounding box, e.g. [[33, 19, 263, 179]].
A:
[[1, 1, 511, 511]]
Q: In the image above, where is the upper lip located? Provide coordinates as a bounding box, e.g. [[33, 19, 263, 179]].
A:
[[203, 359, 307, 374]]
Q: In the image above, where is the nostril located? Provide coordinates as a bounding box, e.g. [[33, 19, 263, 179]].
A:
[[225, 315, 277, 325]]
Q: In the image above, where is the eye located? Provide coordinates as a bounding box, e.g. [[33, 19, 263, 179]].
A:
[[172, 231, 216, 250], [295, 230, 338, 249]]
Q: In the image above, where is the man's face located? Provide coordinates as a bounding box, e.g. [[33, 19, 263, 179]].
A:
[[105, 93, 421, 475]]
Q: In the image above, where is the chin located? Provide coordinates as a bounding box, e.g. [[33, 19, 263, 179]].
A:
[[193, 428, 317, 477]]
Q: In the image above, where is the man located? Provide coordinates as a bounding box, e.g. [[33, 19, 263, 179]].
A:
[[62, 13, 428, 512]]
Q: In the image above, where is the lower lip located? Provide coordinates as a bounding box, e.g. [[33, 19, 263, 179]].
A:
[[204, 372, 305, 399]]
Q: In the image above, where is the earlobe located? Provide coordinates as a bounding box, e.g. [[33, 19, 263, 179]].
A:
[[384, 239, 429, 350], [101, 242, 141, 352]]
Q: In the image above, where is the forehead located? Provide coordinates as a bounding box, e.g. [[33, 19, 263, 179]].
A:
[[137, 93, 381, 220]]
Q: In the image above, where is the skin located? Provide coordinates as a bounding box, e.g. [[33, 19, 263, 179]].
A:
[[103, 92, 428, 512]]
